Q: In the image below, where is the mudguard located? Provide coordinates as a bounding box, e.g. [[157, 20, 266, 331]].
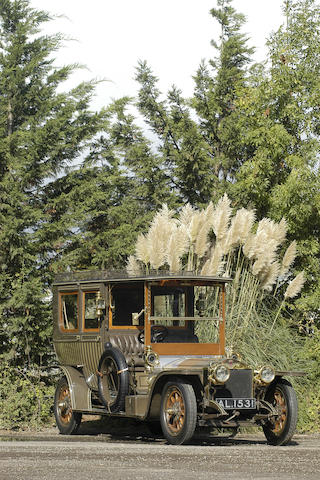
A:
[[60, 365, 92, 411]]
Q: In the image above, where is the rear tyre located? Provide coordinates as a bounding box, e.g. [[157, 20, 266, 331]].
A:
[[54, 376, 82, 435], [98, 347, 129, 413], [160, 379, 197, 445], [262, 378, 298, 446]]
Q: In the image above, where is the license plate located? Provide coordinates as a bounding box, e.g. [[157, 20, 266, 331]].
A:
[[216, 398, 256, 410]]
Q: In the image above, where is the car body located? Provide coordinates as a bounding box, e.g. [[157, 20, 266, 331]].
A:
[[53, 271, 300, 445]]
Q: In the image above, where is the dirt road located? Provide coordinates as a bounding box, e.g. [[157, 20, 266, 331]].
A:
[[0, 426, 319, 480]]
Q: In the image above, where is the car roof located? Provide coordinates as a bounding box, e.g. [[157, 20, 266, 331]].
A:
[[53, 270, 232, 287]]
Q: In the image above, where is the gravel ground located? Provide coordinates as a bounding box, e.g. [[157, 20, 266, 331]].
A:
[[0, 420, 319, 480]]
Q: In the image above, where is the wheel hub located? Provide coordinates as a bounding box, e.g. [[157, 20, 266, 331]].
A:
[[272, 391, 287, 434], [165, 388, 185, 434], [58, 389, 72, 421]]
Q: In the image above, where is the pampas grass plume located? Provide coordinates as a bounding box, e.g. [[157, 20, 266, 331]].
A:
[[126, 255, 142, 276], [212, 193, 232, 241], [238, 208, 255, 244], [243, 234, 255, 259], [275, 218, 288, 245], [261, 262, 280, 291], [135, 234, 150, 264], [188, 210, 205, 243], [204, 201, 214, 222], [280, 241, 297, 277], [195, 223, 210, 258], [179, 203, 195, 229], [201, 244, 224, 276], [147, 227, 166, 269], [227, 208, 255, 248], [245, 218, 280, 262], [284, 272, 305, 299], [166, 225, 190, 273], [151, 204, 175, 228]]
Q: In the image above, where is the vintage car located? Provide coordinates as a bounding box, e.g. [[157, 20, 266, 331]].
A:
[[52, 271, 299, 445]]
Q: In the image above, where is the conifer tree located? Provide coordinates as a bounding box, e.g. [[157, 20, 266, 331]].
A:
[[41, 96, 174, 273], [135, 61, 213, 205], [191, 0, 254, 192], [0, 0, 104, 364], [233, 0, 320, 322], [135, 0, 254, 204]]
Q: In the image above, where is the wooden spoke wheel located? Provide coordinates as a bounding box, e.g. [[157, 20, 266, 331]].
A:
[[263, 379, 298, 446], [160, 379, 197, 445], [54, 376, 82, 435], [164, 387, 186, 434], [272, 388, 288, 435]]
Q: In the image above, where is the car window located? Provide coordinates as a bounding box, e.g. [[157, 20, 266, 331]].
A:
[[60, 293, 78, 331], [111, 285, 144, 327], [84, 292, 100, 330], [152, 288, 186, 326], [150, 284, 221, 344]]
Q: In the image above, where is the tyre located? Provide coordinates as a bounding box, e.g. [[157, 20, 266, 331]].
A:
[[54, 376, 82, 435], [97, 347, 129, 413], [262, 378, 298, 446], [160, 379, 197, 445]]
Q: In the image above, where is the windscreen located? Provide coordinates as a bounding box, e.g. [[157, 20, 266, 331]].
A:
[[150, 284, 222, 344]]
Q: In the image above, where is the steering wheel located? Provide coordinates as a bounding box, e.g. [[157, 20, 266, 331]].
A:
[[138, 325, 169, 344]]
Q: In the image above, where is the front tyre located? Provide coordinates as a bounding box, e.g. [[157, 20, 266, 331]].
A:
[[54, 376, 82, 435], [263, 379, 298, 446], [160, 379, 197, 445]]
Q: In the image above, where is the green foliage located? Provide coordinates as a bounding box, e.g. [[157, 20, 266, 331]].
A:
[[0, 0, 106, 364], [295, 328, 320, 432], [135, 1, 255, 205], [0, 363, 55, 429], [42, 97, 173, 274], [232, 0, 320, 323], [135, 61, 214, 205]]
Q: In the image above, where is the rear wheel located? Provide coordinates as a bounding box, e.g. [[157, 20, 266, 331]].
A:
[[160, 379, 197, 445], [54, 376, 82, 435], [262, 379, 298, 446]]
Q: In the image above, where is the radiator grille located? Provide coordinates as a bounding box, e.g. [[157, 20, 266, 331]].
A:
[[214, 368, 253, 399]]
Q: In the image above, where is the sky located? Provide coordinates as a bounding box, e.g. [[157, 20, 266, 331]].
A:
[[29, 1, 284, 109]]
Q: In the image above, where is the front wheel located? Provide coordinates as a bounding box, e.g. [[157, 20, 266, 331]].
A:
[[54, 376, 82, 435], [160, 379, 197, 445], [262, 379, 298, 446]]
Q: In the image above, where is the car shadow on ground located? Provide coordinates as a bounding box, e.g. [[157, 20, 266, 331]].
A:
[[0, 417, 298, 446], [75, 416, 298, 447]]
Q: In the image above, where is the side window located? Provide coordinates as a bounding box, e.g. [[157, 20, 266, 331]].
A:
[[111, 285, 144, 327], [84, 292, 100, 330], [60, 293, 78, 331]]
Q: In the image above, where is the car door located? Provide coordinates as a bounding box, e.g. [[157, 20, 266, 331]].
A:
[[54, 288, 83, 367], [79, 286, 106, 390]]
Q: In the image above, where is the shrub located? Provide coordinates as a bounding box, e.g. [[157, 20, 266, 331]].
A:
[[0, 363, 55, 430], [296, 328, 320, 432]]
